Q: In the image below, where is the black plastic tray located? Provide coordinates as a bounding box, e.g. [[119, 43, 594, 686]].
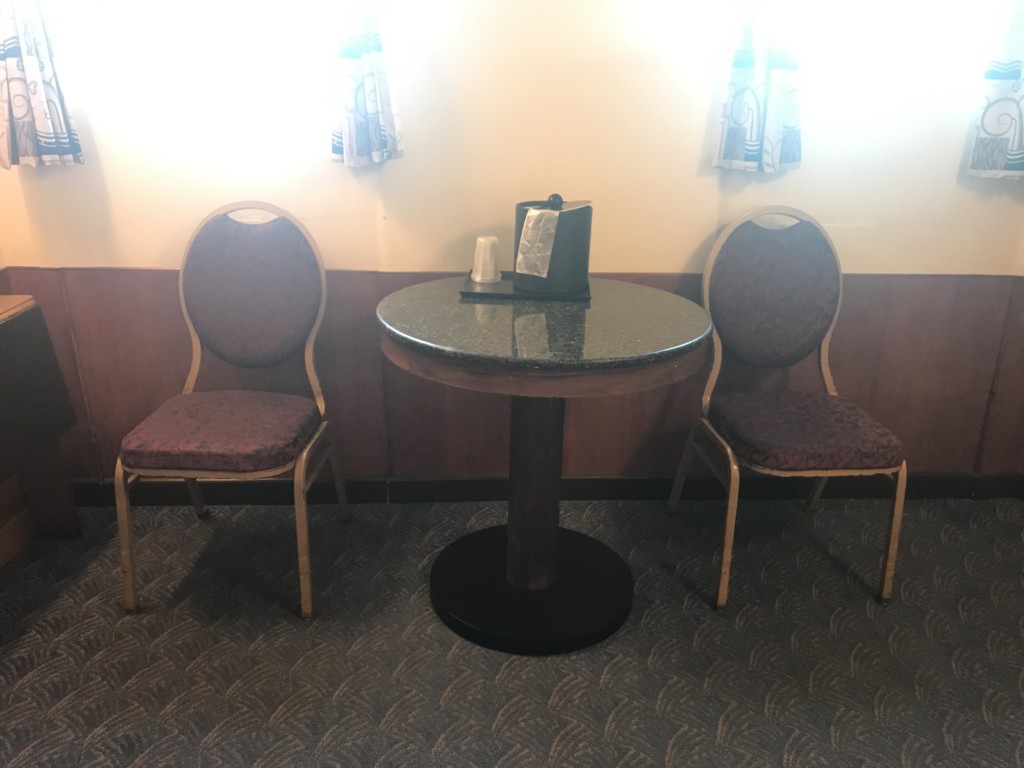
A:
[[459, 272, 590, 302]]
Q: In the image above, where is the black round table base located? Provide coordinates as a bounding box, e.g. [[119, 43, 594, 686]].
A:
[[430, 525, 633, 655]]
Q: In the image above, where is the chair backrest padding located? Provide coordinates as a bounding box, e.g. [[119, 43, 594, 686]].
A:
[[708, 217, 840, 369], [182, 211, 323, 368]]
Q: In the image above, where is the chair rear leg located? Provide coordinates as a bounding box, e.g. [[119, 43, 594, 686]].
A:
[[805, 477, 828, 512], [715, 462, 741, 610], [330, 448, 350, 522], [878, 461, 907, 604], [184, 478, 208, 518], [114, 459, 139, 613], [293, 455, 314, 620], [667, 427, 697, 514]]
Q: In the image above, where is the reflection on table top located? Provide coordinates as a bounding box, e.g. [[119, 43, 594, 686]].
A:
[[376, 277, 711, 371]]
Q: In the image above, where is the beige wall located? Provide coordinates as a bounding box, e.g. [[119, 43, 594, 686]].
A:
[[1, 0, 1023, 274]]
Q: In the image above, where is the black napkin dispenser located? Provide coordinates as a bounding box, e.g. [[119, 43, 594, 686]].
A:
[[512, 194, 592, 298]]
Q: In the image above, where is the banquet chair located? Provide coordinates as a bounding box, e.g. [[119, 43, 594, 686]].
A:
[[667, 206, 906, 609], [114, 201, 347, 619]]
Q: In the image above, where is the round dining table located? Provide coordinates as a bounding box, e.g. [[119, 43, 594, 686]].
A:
[[376, 276, 712, 655]]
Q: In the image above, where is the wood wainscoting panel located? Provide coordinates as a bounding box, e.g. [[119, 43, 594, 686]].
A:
[[381, 366, 511, 478], [562, 273, 708, 478], [378, 272, 510, 478], [5, 268, 100, 479], [318, 271, 390, 478], [977, 275, 1024, 475], [831, 275, 1012, 474], [6, 268, 1021, 485], [562, 375, 707, 478], [62, 269, 192, 476], [373, 271, 1019, 480]]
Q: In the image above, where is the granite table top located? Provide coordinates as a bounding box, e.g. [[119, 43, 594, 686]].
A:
[[376, 277, 711, 371]]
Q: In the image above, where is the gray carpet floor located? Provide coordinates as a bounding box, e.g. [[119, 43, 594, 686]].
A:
[[0, 497, 1021, 767]]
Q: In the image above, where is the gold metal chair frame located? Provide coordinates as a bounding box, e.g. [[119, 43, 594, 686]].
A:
[[667, 206, 906, 609], [115, 201, 348, 620]]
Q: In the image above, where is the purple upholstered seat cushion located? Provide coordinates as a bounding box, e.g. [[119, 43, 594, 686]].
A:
[[120, 390, 321, 473], [709, 390, 904, 472]]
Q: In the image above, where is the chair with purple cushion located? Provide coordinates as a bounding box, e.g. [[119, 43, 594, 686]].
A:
[[667, 206, 906, 609], [114, 201, 347, 619]]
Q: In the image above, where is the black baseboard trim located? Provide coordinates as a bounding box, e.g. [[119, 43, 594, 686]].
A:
[[73, 473, 1023, 508]]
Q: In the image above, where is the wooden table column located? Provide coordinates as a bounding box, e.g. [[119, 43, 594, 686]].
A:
[[506, 396, 564, 590]]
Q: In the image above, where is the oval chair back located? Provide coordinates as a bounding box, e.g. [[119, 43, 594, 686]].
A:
[[180, 201, 328, 412], [701, 206, 843, 412]]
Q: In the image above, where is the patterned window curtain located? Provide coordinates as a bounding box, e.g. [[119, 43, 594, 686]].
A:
[[966, 5, 1024, 178], [331, 1, 402, 167], [715, 25, 801, 174], [0, 0, 82, 169]]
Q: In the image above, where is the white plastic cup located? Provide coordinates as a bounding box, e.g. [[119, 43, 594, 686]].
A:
[[470, 235, 501, 283]]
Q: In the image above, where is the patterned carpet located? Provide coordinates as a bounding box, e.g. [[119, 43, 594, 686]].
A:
[[0, 497, 1021, 767]]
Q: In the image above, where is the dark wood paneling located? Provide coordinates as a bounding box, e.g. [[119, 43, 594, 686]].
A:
[[831, 275, 1012, 473], [0, 268, 11, 294], [381, 364, 511, 478], [977, 276, 1024, 474], [318, 271, 390, 477], [62, 269, 191, 477], [378, 272, 510, 478], [5, 268, 1021, 484], [562, 273, 707, 478], [5, 268, 100, 479], [563, 379, 705, 478]]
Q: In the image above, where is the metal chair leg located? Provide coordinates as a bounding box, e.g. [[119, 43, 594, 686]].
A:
[[715, 461, 741, 610], [330, 447, 350, 522], [114, 458, 139, 613], [293, 455, 314, 620], [185, 478, 208, 518], [805, 477, 827, 512], [667, 428, 696, 514], [878, 461, 907, 604]]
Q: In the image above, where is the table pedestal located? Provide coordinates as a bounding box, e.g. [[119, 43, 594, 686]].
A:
[[429, 396, 633, 655], [379, 276, 711, 654]]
